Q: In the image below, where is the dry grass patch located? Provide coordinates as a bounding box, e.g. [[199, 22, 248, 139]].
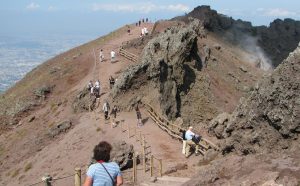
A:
[[24, 162, 32, 172], [11, 168, 20, 178]]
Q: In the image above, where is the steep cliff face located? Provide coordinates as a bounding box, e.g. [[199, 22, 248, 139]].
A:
[[175, 6, 300, 68], [209, 43, 300, 154], [113, 20, 205, 119]]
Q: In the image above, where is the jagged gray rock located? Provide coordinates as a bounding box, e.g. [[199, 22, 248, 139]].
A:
[[110, 141, 135, 170], [113, 20, 205, 119], [210, 43, 300, 154], [48, 120, 72, 137], [34, 85, 52, 98], [72, 88, 96, 113], [89, 141, 135, 170]]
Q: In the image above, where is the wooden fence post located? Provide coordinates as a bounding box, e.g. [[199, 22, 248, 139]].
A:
[[139, 132, 142, 145], [75, 168, 81, 186], [159, 159, 162, 177], [133, 153, 137, 183], [150, 155, 154, 177], [142, 144, 146, 173]]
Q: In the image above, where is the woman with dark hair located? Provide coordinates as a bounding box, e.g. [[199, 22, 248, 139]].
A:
[[84, 141, 123, 186]]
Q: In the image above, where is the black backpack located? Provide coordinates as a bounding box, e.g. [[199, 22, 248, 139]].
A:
[[192, 135, 201, 144], [181, 130, 186, 140]]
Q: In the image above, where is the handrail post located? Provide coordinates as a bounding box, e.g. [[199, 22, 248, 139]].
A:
[[150, 155, 154, 177], [139, 132, 142, 145], [75, 168, 81, 186], [142, 141, 146, 173], [133, 153, 137, 183], [159, 159, 162, 177]]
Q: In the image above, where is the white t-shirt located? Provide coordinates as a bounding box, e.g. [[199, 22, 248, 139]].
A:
[[95, 81, 100, 88], [111, 51, 115, 58], [144, 27, 148, 34], [185, 130, 195, 140]]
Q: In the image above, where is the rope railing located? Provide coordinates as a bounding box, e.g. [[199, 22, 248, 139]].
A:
[[27, 168, 81, 186], [144, 102, 220, 152]]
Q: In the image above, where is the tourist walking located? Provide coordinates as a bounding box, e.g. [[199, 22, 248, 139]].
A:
[[110, 50, 116, 63], [109, 76, 115, 89], [94, 80, 100, 97], [83, 141, 123, 186], [110, 105, 118, 127], [99, 49, 104, 62], [103, 101, 110, 120], [87, 80, 93, 91], [135, 105, 142, 127]]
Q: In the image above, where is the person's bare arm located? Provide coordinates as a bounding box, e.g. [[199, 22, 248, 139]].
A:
[[83, 176, 93, 186], [116, 175, 123, 186]]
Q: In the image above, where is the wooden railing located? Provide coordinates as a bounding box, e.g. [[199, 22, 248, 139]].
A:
[[144, 103, 219, 153], [119, 48, 138, 62]]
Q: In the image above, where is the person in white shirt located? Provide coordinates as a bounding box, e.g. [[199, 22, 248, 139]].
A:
[[185, 126, 200, 157], [87, 81, 93, 91], [110, 50, 116, 63], [103, 101, 110, 120], [141, 28, 145, 36], [144, 27, 148, 35], [94, 80, 100, 97], [99, 49, 104, 62]]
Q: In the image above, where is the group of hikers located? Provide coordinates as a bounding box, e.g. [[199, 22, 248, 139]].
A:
[[99, 49, 117, 63], [135, 18, 149, 27], [87, 80, 101, 98]]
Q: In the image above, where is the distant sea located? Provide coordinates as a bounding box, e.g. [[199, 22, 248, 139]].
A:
[[0, 34, 95, 93]]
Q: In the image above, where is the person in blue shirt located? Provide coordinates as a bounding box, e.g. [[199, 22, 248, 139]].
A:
[[185, 126, 200, 157], [84, 141, 123, 186]]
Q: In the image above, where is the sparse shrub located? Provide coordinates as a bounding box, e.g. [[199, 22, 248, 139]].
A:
[[11, 169, 20, 178], [96, 127, 102, 132], [24, 162, 32, 172]]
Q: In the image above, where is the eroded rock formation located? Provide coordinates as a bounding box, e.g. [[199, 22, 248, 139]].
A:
[[113, 20, 206, 119], [209, 43, 300, 154]]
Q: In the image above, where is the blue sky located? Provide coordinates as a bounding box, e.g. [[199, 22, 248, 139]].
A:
[[1, 0, 300, 37]]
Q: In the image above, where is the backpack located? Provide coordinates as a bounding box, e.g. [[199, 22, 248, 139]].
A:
[[181, 130, 186, 140], [192, 134, 201, 144]]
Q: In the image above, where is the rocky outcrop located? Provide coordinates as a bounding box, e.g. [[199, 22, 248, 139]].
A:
[[175, 6, 300, 67], [34, 85, 52, 98], [48, 120, 72, 137], [72, 88, 96, 113], [89, 141, 135, 170], [209, 43, 300, 154], [113, 20, 205, 119], [110, 141, 135, 170]]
